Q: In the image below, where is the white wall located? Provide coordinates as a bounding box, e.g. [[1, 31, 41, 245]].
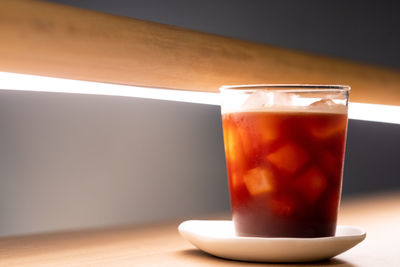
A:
[[0, 90, 230, 237]]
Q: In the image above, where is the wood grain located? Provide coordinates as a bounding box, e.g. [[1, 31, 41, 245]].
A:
[[0, 0, 399, 106], [0, 193, 399, 266]]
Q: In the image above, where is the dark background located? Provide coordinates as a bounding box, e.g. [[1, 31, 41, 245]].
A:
[[48, 0, 400, 69]]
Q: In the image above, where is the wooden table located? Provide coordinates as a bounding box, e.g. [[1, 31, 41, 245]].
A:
[[0, 193, 399, 266]]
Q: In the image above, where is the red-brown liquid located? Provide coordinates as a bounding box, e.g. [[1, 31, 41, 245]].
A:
[[222, 111, 348, 237]]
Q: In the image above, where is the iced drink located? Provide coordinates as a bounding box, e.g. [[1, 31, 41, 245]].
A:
[[220, 85, 349, 238]]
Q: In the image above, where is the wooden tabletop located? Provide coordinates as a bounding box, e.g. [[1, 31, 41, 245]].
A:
[[0, 193, 399, 266]]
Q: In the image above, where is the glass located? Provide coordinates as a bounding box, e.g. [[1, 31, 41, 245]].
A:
[[220, 84, 350, 238]]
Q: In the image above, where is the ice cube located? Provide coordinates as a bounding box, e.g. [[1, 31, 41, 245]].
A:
[[252, 116, 280, 143], [244, 167, 275, 195], [223, 126, 245, 165], [270, 193, 298, 217], [230, 172, 242, 189], [237, 126, 254, 158], [222, 124, 231, 155], [308, 99, 347, 113], [294, 167, 327, 202], [272, 92, 296, 107], [309, 99, 336, 107], [308, 114, 347, 139], [242, 91, 272, 109], [266, 142, 308, 174]]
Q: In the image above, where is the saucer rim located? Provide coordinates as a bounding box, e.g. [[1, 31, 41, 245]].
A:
[[178, 220, 367, 262], [178, 219, 366, 241]]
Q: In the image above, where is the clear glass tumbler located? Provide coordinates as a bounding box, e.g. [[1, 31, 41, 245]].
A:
[[220, 84, 350, 237]]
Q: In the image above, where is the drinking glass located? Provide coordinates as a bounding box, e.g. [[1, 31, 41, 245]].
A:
[[220, 84, 350, 237]]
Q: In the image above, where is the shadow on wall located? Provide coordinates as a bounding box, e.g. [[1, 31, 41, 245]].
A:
[[0, 90, 399, 237], [342, 120, 400, 197], [0, 90, 229, 237]]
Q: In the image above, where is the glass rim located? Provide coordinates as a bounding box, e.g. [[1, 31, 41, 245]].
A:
[[219, 84, 351, 93]]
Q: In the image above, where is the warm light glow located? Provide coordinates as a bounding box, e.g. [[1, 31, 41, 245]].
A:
[[0, 71, 399, 124], [348, 102, 400, 124], [0, 71, 220, 105]]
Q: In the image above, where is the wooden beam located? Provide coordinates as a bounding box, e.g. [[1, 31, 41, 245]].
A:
[[0, 0, 399, 105]]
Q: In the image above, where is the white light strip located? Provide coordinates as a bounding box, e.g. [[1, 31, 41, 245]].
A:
[[348, 102, 400, 124], [0, 71, 399, 124], [0, 71, 220, 106]]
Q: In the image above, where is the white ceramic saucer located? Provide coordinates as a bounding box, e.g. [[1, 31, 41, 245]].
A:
[[178, 220, 366, 263]]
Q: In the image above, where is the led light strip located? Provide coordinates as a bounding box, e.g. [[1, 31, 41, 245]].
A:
[[0, 71, 399, 124], [0, 71, 221, 106], [348, 102, 400, 124]]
